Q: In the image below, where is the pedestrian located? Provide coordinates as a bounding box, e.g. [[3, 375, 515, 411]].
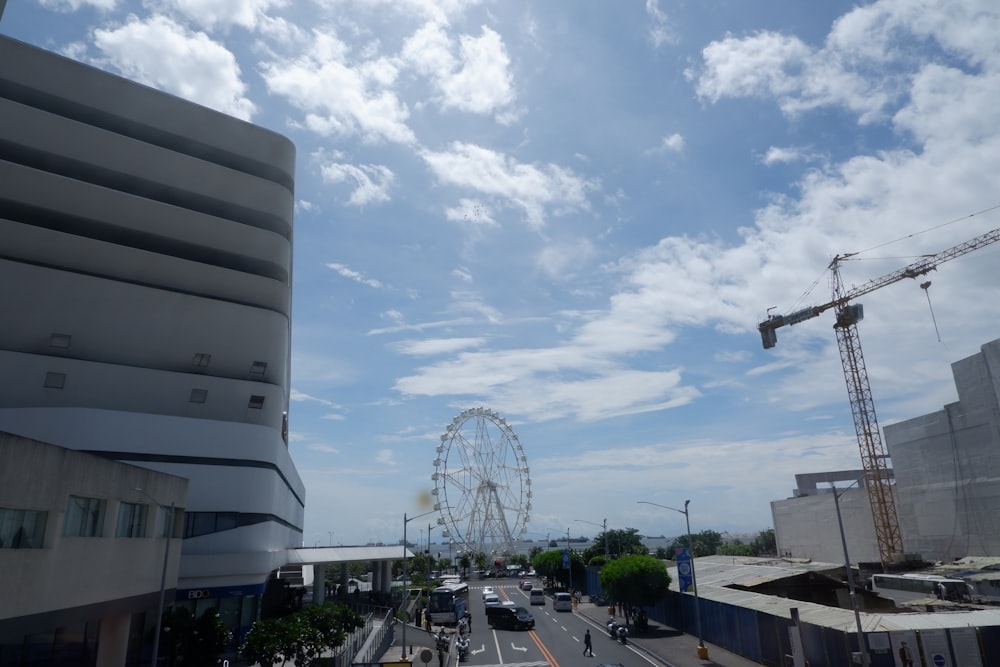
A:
[[583, 629, 593, 656], [463, 608, 472, 632], [898, 641, 914, 667]]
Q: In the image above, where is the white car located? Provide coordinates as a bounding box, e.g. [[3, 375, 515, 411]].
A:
[[482, 586, 495, 599], [484, 594, 501, 606]]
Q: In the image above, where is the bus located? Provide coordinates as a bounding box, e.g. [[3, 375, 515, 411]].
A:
[[427, 581, 470, 625], [870, 573, 973, 604]]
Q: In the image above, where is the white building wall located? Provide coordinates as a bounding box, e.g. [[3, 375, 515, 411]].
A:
[[772, 471, 881, 564], [0, 31, 302, 609], [885, 338, 1000, 562]]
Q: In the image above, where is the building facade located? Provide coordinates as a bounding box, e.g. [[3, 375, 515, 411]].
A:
[[884, 337, 1000, 562], [0, 33, 302, 663], [773, 337, 1000, 567]]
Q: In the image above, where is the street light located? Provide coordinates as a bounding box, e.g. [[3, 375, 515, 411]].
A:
[[831, 481, 870, 667], [135, 489, 175, 667], [574, 518, 609, 561], [638, 500, 707, 659], [401, 509, 435, 660], [426, 523, 436, 580]]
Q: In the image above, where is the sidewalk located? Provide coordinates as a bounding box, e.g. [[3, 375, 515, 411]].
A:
[[575, 603, 764, 667]]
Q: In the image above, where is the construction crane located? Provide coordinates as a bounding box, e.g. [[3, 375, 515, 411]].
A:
[[758, 225, 1000, 567]]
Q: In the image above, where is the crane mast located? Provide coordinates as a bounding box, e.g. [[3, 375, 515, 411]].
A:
[[758, 225, 1000, 567]]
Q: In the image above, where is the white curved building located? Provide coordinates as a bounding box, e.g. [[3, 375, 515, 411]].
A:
[[0, 32, 303, 663]]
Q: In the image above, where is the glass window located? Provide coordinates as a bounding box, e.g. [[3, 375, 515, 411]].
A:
[[0, 508, 48, 548], [116, 502, 148, 538], [64, 496, 105, 537], [157, 505, 174, 538]]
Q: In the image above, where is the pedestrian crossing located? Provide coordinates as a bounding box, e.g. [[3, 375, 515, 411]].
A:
[[471, 662, 548, 667]]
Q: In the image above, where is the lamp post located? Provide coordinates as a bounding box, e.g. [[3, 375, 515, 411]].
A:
[[638, 500, 706, 659], [831, 481, 870, 667], [328, 531, 335, 546], [574, 518, 609, 561], [401, 509, 435, 660], [135, 489, 175, 667], [426, 523, 436, 580]]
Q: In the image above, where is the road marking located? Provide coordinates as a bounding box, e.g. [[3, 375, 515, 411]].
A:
[[510, 642, 528, 652], [528, 631, 560, 667]]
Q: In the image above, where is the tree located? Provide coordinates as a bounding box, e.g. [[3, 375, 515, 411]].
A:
[[581, 527, 646, 563], [668, 530, 723, 557], [161, 607, 231, 666], [459, 553, 471, 578], [717, 541, 753, 557], [241, 601, 363, 666], [750, 528, 777, 556], [532, 549, 585, 589], [599, 554, 671, 610]]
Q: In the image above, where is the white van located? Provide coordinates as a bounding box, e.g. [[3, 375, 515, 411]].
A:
[[552, 592, 572, 611], [529, 589, 545, 605]]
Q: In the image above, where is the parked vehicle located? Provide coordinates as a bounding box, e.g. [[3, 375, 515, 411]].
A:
[[456, 635, 470, 661], [486, 605, 536, 630]]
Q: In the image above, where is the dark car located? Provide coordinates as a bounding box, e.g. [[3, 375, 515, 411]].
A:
[[485, 605, 535, 630]]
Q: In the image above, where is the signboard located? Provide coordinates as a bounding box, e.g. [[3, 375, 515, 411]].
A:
[[948, 627, 982, 667], [675, 547, 693, 592], [890, 631, 922, 667], [562, 549, 570, 569], [919, 629, 952, 667]]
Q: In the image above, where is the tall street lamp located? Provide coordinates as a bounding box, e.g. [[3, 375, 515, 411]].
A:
[[401, 509, 435, 660], [136, 489, 175, 667], [426, 523, 436, 580], [574, 518, 609, 561], [831, 481, 870, 667], [638, 500, 707, 660]]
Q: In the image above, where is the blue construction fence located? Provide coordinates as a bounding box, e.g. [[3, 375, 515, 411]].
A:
[[581, 569, 1000, 666]]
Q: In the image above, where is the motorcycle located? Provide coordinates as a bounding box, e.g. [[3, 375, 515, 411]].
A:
[[435, 630, 450, 652], [607, 620, 619, 639], [455, 635, 470, 662], [616, 625, 628, 646]]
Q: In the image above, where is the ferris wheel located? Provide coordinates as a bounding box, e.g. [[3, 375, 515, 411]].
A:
[[432, 407, 531, 557]]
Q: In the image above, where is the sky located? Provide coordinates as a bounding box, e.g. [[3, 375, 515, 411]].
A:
[[3, 0, 999, 551]]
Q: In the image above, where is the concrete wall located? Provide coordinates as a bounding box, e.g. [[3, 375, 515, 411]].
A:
[[885, 338, 1000, 561], [0, 434, 187, 626]]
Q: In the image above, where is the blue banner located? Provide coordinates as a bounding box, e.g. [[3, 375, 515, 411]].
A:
[[562, 548, 570, 569], [675, 547, 693, 592]]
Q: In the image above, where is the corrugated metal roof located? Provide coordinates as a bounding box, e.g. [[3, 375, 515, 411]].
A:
[[664, 555, 1000, 633]]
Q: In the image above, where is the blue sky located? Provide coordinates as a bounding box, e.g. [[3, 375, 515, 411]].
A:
[[4, 0, 999, 550]]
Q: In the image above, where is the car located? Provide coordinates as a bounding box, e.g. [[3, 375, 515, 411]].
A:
[[486, 605, 535, 630], [519, 580, 533, 591], [552, 591, 572, 611], [484, 594, 501, 606], [482, 586, 495, 599], [529, 589, 545, 605]]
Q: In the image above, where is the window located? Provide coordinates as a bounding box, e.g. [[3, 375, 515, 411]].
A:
[[64, 496, 105, 537], [0, 508, 47, 548], [249, 361, 267, 379], [116, 502, 147, 538], [248, 395, 265, 409], [189, 388, 208, 404], [44, 372, 66, 389], [157, 505, 174, 538]]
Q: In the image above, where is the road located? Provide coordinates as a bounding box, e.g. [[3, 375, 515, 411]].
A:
[[460, 581, 654, 667]]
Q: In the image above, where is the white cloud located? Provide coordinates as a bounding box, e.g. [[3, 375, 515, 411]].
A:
[[320, 162, 395, 206], [152, 0, 287, 30], [444, 198, 496, 226], [261, 29, 414, 144], [375, 449, 398, 465], [645, 0, 677, 48], [394, 338, 487, 356], [690, 1, 1000, 125], [401, 22, 516, 119], [326, 263, 387, 289], [39, 0, 117, 10], [761, 146, 804, 165], [421, 142, 596, 229], [91, 14, 256, 119]]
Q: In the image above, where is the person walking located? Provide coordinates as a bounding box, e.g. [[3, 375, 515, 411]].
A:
[[583, 629, 593, 656]]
